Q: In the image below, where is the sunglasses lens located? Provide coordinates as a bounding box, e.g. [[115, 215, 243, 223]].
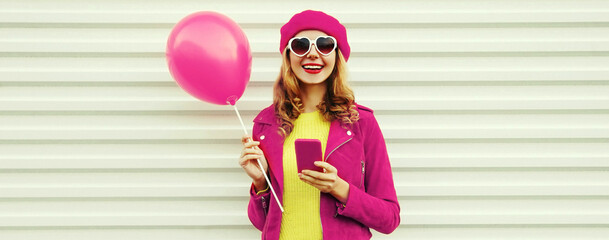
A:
[[316, 37, 336, 55], [290, 38, 310, 56]]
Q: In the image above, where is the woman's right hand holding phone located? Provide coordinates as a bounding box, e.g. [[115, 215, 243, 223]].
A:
[[239, 134, 268, 192]]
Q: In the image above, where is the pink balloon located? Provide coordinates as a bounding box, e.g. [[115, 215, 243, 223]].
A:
[[166, 12, 252, 105]]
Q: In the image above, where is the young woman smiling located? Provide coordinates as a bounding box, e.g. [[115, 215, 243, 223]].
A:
[[239, 10, 400, 240]]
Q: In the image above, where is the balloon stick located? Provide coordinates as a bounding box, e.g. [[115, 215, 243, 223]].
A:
[[231, 103, 285, 213]]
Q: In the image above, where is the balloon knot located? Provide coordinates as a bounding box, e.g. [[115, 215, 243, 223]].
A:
[[226, 95, 238, 105]]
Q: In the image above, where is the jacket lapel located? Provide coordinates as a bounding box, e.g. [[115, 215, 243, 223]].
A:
[[254, 111, 285, 201], [324, 120, 353, 161], [262, 126, 284, 198]]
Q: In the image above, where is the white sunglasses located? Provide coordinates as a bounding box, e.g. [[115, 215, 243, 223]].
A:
[[287, 36, 337, 57]]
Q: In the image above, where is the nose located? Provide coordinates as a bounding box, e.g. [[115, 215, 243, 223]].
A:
[[306, 43, 320, 59]]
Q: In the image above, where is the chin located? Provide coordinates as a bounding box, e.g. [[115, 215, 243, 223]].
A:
[[296, 72, 331, 85], [301, 80, 325, 85], [299, 78, 326, 85]]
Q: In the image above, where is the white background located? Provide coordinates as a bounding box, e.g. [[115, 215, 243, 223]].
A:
[[1, 0, 609, 239]]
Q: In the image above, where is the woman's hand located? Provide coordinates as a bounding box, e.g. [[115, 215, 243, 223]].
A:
[[239, 134, 268, 192], [299, 161, 350, 203]]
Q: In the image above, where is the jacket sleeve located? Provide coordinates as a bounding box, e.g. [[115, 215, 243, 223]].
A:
[[336, 113, 401, 234], [247, 182, 271, 230]]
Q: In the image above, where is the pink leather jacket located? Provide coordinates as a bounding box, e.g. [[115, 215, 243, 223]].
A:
[[247, 104, 400, 239]]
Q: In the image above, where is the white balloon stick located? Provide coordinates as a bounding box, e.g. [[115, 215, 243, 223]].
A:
[[232, 103, 285, 213]]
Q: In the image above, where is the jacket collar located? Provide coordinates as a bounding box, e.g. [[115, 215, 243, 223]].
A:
[[252, 106, 278, 125]]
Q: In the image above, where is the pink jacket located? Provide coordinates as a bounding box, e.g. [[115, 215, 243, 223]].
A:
[[247, 104, 400, 240]]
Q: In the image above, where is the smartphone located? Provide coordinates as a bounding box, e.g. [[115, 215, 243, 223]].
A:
[[295, 139, 323, 173]]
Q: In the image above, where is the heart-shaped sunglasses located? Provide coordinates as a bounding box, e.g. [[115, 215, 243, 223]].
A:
[[288, 36, 337, 57]]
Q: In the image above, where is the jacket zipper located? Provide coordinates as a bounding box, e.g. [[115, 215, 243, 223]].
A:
[[322, 137, 352, 239], [359, 159, 365, 189], [261, 196, 268, 216], [325, 137, 352, 161]]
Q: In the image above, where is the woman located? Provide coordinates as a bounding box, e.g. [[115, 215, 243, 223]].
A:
[[239, 10, 400, 240]]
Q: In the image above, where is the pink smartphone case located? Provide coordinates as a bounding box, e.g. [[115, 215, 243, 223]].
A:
[[295, 139, 323, 173]]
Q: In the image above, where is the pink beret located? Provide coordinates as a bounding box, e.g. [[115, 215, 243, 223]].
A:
[[280, 10, 350, 61]]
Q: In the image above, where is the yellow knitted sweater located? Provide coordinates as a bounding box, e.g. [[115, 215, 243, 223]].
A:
[[279, 110, 330, 240]]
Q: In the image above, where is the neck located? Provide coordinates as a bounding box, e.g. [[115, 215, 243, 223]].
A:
[[300, 82, 327, 113]]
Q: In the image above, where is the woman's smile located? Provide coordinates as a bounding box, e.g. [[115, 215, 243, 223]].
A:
[[302, 63, 324, 74]]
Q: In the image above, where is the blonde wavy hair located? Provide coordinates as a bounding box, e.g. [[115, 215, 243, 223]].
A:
[[273, 49, 359, 137]]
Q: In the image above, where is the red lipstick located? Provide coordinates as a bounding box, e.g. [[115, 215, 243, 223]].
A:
[[302, 63, 324, 74]]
